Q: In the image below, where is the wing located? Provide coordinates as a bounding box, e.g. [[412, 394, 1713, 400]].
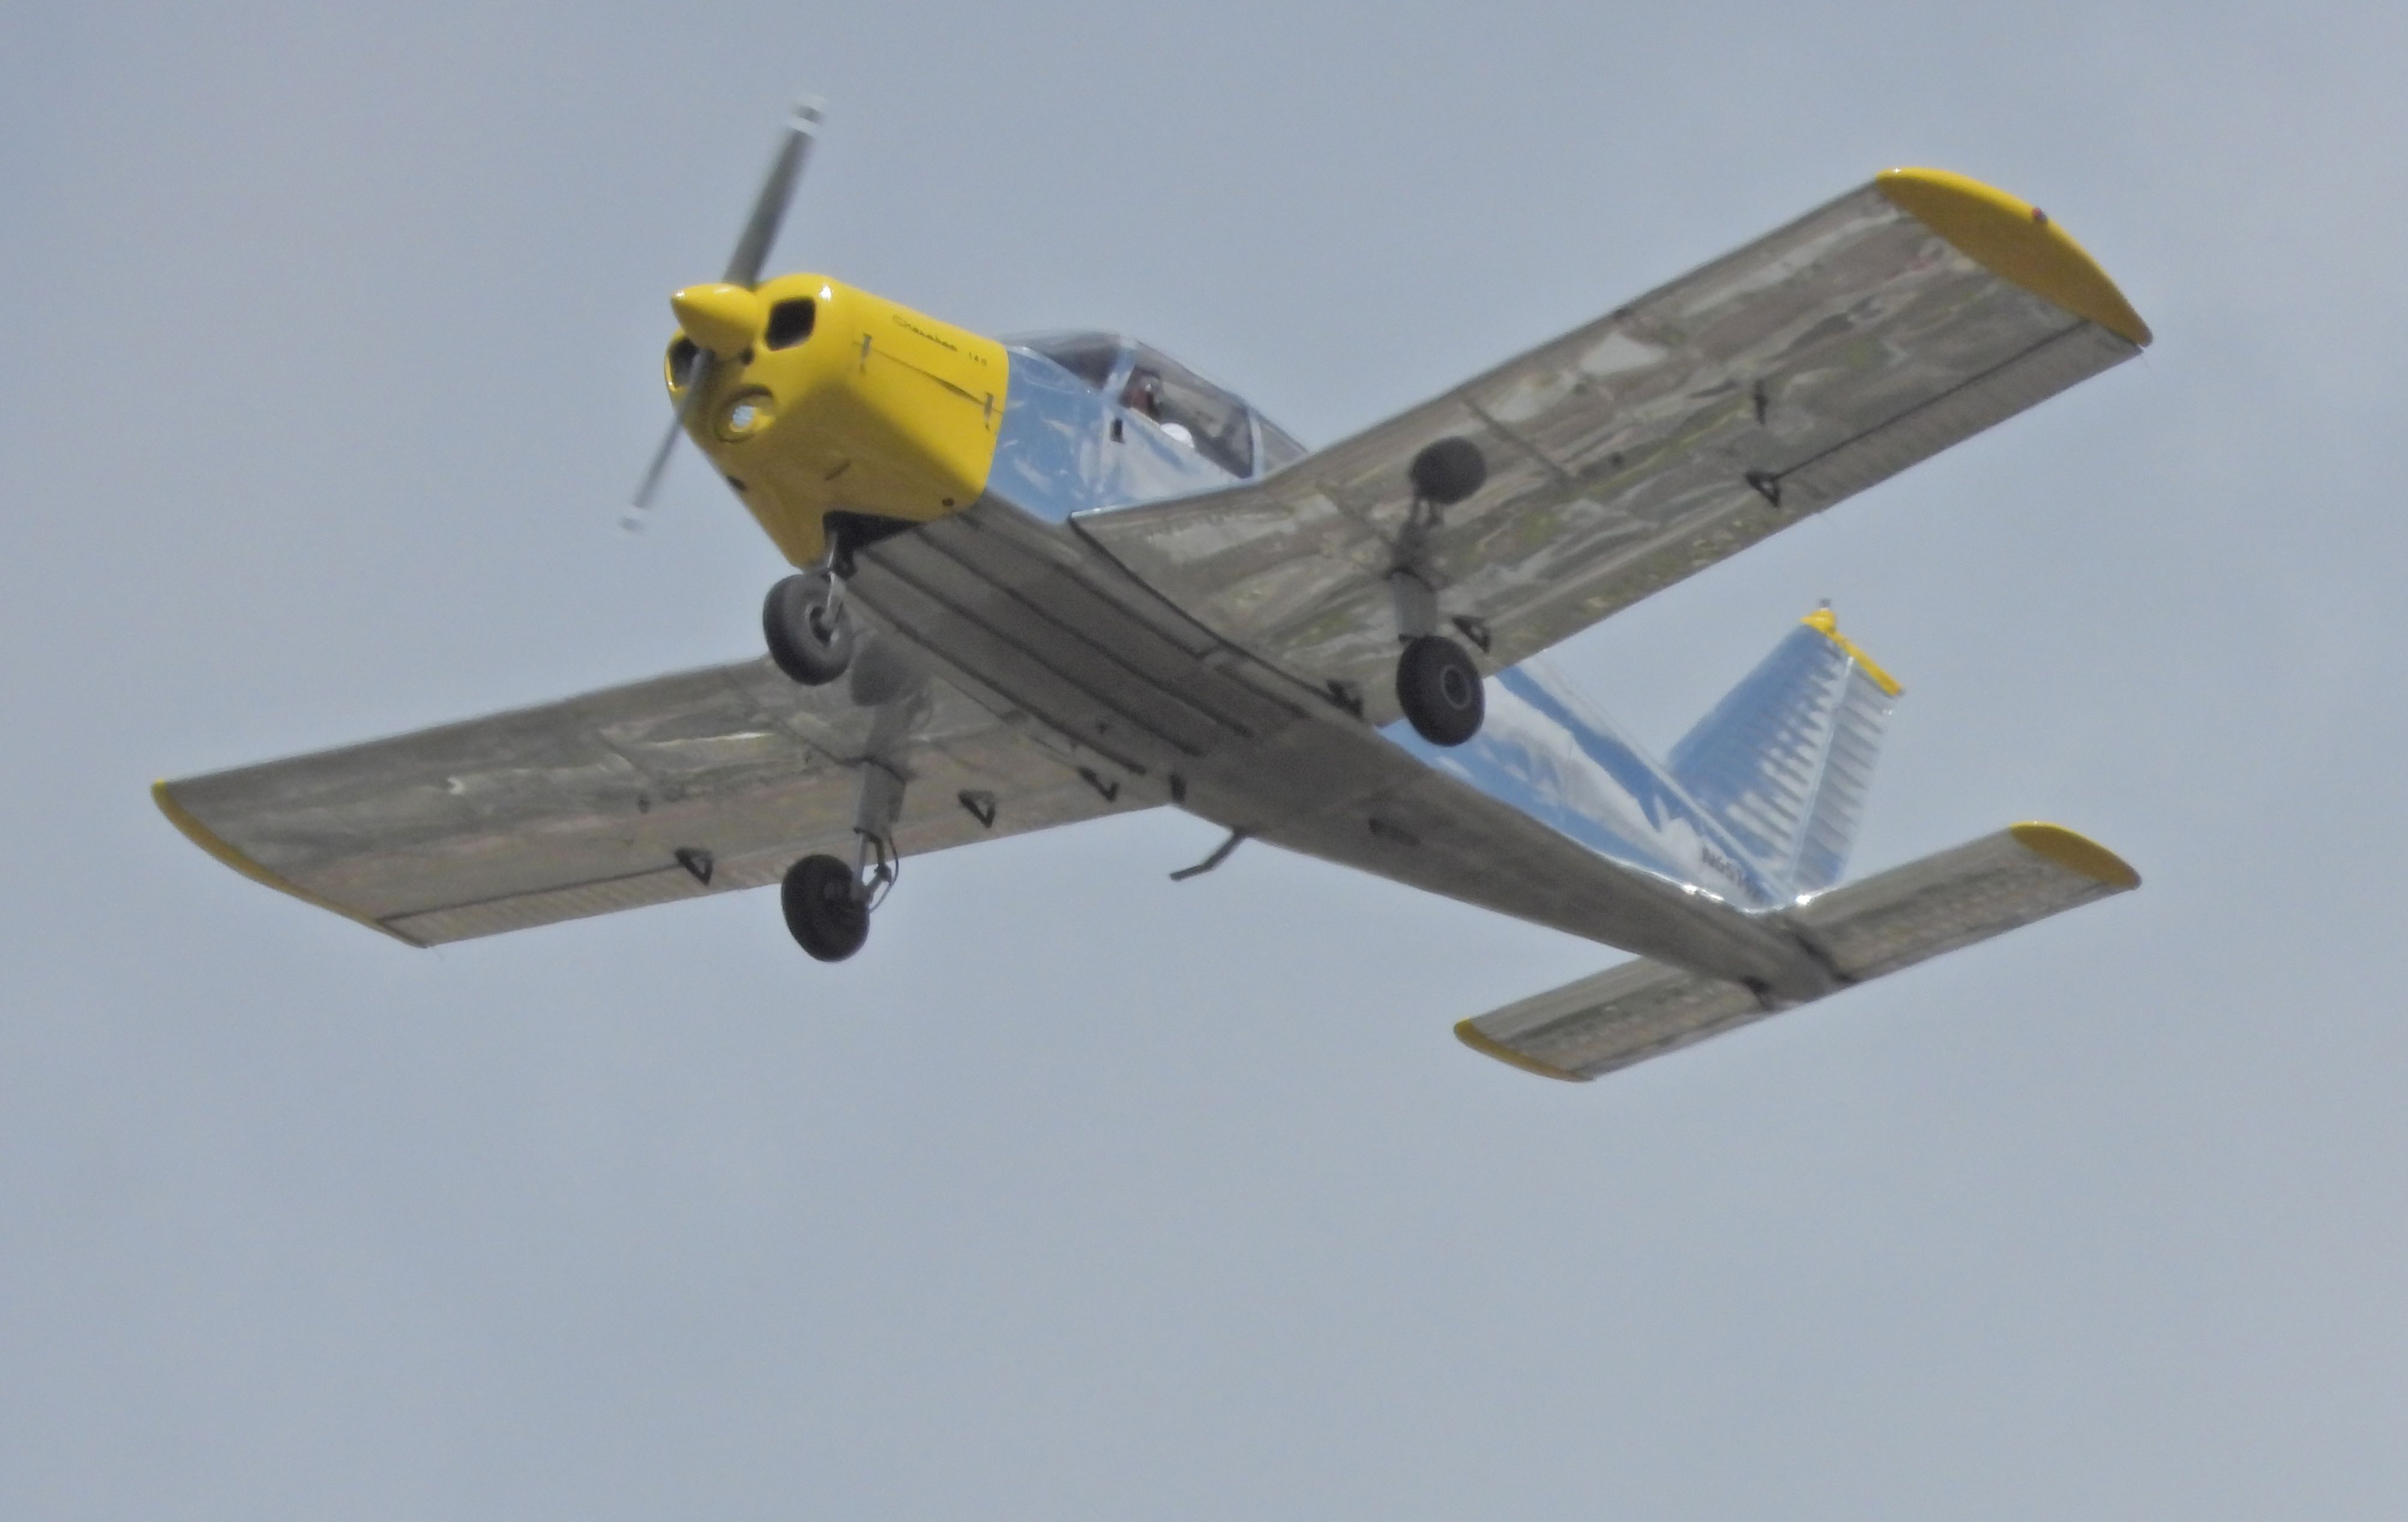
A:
[[155, 657, 1140, 946], [1076, 169, 2149, 720]]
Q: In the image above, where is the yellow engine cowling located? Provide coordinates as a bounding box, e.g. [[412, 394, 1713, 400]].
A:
[[665, 273, 1007, 566]]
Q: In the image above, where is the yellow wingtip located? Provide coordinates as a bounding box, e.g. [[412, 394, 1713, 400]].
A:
[[1800, 606, 1904, 697], [1876, 167, 2152, 347], [2009, 822, 2142, 891], [151, 780, 420, 946], [1453, 1020, 1588, 1082]]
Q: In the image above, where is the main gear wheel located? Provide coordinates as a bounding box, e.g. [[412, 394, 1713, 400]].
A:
[[781, 853, 870, 961], [1395, 633, 1484, 746]]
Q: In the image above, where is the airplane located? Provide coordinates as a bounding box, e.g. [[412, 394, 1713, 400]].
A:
[[155, 99, 2149, 1084]]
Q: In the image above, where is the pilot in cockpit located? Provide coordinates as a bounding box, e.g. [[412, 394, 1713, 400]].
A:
[[1122, 371, 1196, 449]]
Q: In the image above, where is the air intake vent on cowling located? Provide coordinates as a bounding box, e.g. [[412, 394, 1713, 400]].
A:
[[765, 299, 816, 350]]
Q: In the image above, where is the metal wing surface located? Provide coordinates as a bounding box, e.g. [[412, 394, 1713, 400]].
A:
[[1076, 170, 2150, 720], [155, 658, 1139, 946]]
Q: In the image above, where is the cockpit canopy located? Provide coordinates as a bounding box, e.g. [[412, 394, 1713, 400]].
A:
[[1011, 331, 1307, 480]]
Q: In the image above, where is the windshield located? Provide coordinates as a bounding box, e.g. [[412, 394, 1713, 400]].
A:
[[1019, 332, 1124, 391], [1010, 331, 1301, 480], [1257, 417, 1306, 473]]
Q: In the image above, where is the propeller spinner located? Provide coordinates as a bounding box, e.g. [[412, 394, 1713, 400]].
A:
[[625, 96, 825, 529]]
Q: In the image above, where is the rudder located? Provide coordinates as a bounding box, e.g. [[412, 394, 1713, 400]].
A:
[[1669, 608, 1901, 896]]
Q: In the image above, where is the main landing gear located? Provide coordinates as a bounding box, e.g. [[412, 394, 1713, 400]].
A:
[[1395, 631, 1484, 746], [779, 759, 904, 962], [1390, 436, 1491, 748], [781, 852, 871, 960]]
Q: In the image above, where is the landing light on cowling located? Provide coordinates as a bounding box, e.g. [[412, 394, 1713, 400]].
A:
[[717, 390, 775, 441]]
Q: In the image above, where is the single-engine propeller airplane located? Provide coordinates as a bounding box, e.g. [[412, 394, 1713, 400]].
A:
[[157, 99, 2149, 1083]]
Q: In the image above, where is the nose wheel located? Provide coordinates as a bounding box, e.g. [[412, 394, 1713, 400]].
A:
[[1395, 633, 1485, 746], [763, 570, 856, 686]]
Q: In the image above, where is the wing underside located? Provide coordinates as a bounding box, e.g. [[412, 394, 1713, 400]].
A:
[[156, 657, 1139, 946], [1076, 170, 2148, 717]]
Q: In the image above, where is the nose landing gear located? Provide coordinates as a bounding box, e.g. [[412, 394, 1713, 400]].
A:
[[763, 569, 856, 687]]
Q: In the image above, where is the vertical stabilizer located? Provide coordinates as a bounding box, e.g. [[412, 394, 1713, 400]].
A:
[[1668, 609, 1901, 895]]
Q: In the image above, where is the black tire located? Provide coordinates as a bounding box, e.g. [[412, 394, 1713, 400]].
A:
[[1396, 634, 1485, 747], [763, 573, 856, 687], [1408, 436, 1487, 506], [781, 853, 870, 961]]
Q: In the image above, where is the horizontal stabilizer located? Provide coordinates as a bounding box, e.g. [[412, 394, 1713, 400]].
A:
[[1455, 823, 2139, 1082]]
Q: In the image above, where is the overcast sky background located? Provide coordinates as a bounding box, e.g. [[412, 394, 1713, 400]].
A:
[[6, 2, 2406, 1517]]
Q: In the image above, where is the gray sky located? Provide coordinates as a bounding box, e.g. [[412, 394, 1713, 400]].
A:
[[7, 2, 2406, 1516]]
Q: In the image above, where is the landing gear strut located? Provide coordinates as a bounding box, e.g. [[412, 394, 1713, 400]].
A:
[[1388, 437, 1490, 747], [781, 759, 904, 962]]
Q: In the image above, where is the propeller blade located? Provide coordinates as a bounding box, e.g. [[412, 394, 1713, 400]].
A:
[[623, 95, 820, 529], [624, 353, 717, 528], [723, 95, 823, 289]]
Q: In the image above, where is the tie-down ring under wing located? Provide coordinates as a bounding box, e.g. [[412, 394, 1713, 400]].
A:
[[1073, 169, 2149, 718]]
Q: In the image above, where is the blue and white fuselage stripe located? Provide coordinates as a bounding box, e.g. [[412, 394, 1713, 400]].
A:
[[1383, 662, 1781, 907]]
